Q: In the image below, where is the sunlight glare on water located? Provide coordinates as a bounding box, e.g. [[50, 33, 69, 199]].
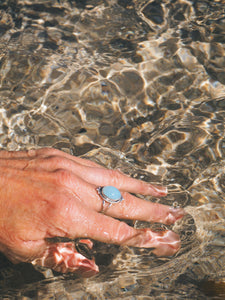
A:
[[0, 0, 225, 298]]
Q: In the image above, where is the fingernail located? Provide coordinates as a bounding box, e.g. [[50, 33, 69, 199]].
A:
[[152, 185, 168, 196], [165, 208, 186, 224], [169, 207, 186, 219]]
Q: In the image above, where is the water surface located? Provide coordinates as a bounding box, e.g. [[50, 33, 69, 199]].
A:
[[0, 0, 225, 298]]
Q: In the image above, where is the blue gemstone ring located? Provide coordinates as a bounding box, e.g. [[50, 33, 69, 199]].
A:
[[97, 186, 124, 212]]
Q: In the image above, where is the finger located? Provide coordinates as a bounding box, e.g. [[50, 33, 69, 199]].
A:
[[54, 170, 182, 224], [32, 242, 99, 277], [11, 166, 176, 224], [0, 164, 182, 225], [74, 167, 167, 197], [107, 192, 185, 225], [41, 169, 181, 224], [0, 148, 103, 168], [61, 208, 181, 256], [0, 149, 167, 197], [24, 155, 167, 197], [51, 161, 167, 196], [34, 148, 103, 168], [126, 228, 181, 256]]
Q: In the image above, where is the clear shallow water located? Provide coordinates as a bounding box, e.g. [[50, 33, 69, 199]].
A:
[[0, 0, 225, 298]]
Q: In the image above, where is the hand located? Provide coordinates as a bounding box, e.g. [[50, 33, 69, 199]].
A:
[[0, 148, 184, 276]]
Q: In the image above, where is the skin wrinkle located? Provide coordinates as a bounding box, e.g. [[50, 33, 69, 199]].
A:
[[120, 193, 138, 218], [44, 155, 71, 170], [34, 148, 102, 168], [108, 169, 126, 188], [51, 169, 100, 211], [113, 221, 136, 245], [19, 240, 46, 262], [0, 158, 28, 170], [37, 155, 98, 173], [47, 199, 74, 237]]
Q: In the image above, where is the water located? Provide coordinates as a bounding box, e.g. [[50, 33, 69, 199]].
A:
[[0, 0, 225, 298]]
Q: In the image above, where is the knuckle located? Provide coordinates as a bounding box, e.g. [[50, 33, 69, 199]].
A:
[[27, 149, 37, 157], [26, 155, 67, 170], [36, 147, 61, 157], [114, 221, 134, 244], [109, 169, 125, 187], [53, 168, 72, 185], [48, 155, 64, 166], [41, 155, 69, 170]]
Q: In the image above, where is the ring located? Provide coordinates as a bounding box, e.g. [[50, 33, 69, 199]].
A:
[[96, 186, 124, 212]]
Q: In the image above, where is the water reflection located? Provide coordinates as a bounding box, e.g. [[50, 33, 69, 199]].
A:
[[0, 0, 225, 298]]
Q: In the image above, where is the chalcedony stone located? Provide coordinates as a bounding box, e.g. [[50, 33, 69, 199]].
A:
[[102, 186, 123, 202]]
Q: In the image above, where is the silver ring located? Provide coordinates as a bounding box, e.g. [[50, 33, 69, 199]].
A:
[[96, 186, 124, 212]]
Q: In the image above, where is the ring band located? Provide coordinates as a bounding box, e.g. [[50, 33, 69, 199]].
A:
[[97, 186, 124, 212]]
